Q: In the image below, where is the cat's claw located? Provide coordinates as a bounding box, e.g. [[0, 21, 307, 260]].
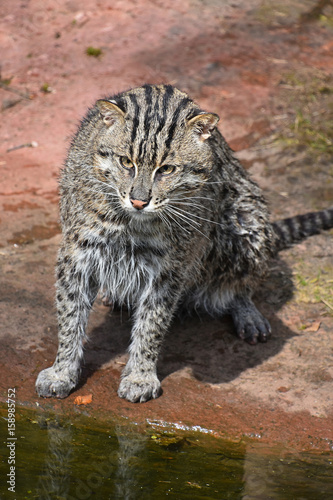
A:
[[237, 315, 271, 345], [118, 372, 162, 403], [35, 366, 77, 398], [231, 299, 271, 345]]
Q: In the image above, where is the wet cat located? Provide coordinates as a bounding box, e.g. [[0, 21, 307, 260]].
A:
[[36, 84, 333, 402]]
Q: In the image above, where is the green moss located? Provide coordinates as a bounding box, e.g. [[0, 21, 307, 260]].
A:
[[296, 273, 308, 287], [319, 14, 333, 28], [0, 76, 13, 86], [318, 86, 333, 94], [40, 83, 52, 93], [254, 2, 297, 25], [277, 70, 333, 158], [293, 261, 333, 315], [289, 111, 333, 154], [86, 46, 103, 57]]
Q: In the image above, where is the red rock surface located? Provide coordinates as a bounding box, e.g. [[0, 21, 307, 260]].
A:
[[1, 0, 332, 451]]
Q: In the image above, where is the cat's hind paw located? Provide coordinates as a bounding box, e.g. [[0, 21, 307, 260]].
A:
[[230, 297, 271, 345], [118, 372, 162, 403], [35, 366, 77, 399], [235, 312, 271, 345]]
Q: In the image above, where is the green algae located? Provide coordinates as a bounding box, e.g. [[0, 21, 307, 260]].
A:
[[1, 406, 333, 499]]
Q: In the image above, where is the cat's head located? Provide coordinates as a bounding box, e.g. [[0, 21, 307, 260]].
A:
[[92, 85, 219, 217]]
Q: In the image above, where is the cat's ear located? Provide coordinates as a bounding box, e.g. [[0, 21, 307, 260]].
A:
[[96, 100, 125, 127], [187, 112, 219, 141]]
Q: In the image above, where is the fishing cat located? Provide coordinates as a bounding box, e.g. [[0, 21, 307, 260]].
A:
[[35, 84, 333, 403]]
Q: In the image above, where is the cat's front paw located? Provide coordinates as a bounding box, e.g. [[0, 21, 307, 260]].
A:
[[35, 366, 78, 399], [118, 372, 162, 403]]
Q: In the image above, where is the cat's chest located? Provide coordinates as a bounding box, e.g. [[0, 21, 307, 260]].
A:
[[97, 230, 170, 304]]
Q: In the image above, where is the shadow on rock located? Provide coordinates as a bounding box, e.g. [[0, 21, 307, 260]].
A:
[[81, 257, 297, 388]]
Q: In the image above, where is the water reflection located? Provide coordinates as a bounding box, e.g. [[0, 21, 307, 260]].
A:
[[114, 428, 150, 500], [36, 420, 73, 499], [13, 413, 243, 499], [2, 410, 332, 500], [242, 446, 333, 500]]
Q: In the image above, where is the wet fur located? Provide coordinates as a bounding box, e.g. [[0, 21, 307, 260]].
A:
[[36, 84, 333, 402]]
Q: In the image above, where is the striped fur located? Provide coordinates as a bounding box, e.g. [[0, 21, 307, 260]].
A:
[[272, 207, 333, 253], [36, 84, 333, 403]]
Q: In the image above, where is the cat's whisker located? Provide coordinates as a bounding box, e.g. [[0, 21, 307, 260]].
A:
[[171, 200, 211, 211], [170, 194, 216, 210], [163, 207, 192, 235], [172, 198, 214, 205], [172, 200, 203, 210], [172, 193, 215, 202], [157, 211, 173, 233], [166, 206, 202, 227], [91, 177, 119, 192], [171, 190, 215, 202], [170, 196, 203, 203], [169, 205, 224, 227], [83, 180, 120, 200], [86, 187, 118, 199], [166, 206, 210, 240]]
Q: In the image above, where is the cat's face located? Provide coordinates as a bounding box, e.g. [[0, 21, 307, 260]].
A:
[[92, 85, 219, 219]]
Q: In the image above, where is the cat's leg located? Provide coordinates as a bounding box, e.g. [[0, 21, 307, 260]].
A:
[[118, 280, 180, 403], [36, 248, 98, 398], [228, 295, 271, 345]]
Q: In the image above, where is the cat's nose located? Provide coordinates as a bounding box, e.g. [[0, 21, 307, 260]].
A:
[[130, 199, 149, 210]]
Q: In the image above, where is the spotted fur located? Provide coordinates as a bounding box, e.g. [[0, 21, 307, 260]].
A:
[[36, 84, 333, 402]]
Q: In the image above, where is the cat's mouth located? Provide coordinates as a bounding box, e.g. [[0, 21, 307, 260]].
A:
[[127, 206, 160, 220], [121, 194, 165, 216]]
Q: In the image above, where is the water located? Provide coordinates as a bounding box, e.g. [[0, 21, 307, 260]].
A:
[[1, 406, 332, 500]]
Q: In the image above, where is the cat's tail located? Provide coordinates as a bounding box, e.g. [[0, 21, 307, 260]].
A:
[[272, 207, 333, 253]]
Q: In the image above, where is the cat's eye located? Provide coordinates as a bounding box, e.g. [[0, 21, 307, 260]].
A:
[[120, 157, 135, 171], [157, 165, 175, 176]]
